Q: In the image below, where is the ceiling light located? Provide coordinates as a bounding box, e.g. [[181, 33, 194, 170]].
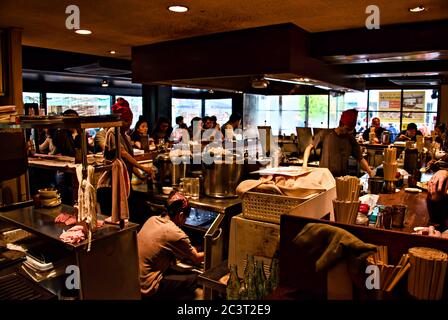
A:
[[75, 29, 92, 35], [303, 78, 310, 82], [168, 5, 189, 13], [101, 79, 109, 87], [408, 6, 425, 12], [109, 50, 116, 55]]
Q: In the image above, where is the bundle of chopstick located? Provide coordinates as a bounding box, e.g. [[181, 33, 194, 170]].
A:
[[335, 176, 361, 201], [333, 176, 361, 224], [367, 246, 411, 292], [407, 247, 448, 300], [383, 147, 397, 165]]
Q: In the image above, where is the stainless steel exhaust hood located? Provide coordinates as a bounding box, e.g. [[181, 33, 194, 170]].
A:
[[132, 23, 365, 93]]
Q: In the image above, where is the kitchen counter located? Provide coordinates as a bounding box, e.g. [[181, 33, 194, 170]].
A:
[[133, 183, 242, 215], [0, 204, 141, 299], [376, 188, 430, 233], [0, 204, 139, 250]]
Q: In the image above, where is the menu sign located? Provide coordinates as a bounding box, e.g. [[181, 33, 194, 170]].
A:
[[378, 91, 401, 124], [403, 91, 425, 112]]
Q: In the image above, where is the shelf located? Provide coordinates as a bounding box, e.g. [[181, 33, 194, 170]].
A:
[[28, 156, 113, 173], [0, 204, 139, 251], [0, 116, 122, 129]]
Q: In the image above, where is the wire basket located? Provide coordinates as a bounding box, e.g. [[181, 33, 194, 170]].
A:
[[242, 191, 312, 224]]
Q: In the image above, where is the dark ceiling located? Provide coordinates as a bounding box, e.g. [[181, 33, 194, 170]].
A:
[[3, 1, 448, 92]]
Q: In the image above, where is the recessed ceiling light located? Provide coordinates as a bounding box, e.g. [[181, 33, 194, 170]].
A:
[[168, 5, 189, 13], [75, 29, 92, 35], [109, 50, 116, 55], [409, 5, 425, 12]]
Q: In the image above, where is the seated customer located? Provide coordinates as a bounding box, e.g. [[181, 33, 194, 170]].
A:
[[130, 116, 154, 151], [362, 117, 385, 143], [150, 117, 173, 143], [396, 123, 423, 142], [138, 192, 204, 299]]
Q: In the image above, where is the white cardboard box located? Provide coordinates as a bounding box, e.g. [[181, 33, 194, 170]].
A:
[[288, 186, 336, 221]]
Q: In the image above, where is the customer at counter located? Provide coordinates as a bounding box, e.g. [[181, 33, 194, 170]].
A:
[[138, 192, 204, 299], [188, 117, 203, 142], [130, 116, 154, 151], [150, 117, 173, 144], [396, 123, 423, 142], [362, 117, 385, 143], [52, 109, 82, 157], [221, 113, 242, 141], [303, 109, 374, 178]]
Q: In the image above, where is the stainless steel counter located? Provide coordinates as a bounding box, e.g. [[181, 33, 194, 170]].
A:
[[132, 183, 242, 215], [0, 204, 139, 251], [0, 204, 141, 299]]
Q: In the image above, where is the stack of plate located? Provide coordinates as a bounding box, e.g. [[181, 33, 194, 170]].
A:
[[38, 188, 61, 207]]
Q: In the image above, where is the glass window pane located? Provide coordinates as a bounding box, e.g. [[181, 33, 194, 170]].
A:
[[281, 110, 306, 134], [120, 95, 143, 128], [329, 91, 367, 132], [369, 90, 401, 113], [204, 99, 232, 125], [23, 92, 40, 105], [403, 89, 438, 112], [281, 95, 306, 111], [46, 93, 111, 117], [402, 112, 437, 135], [330, 91, 367, 132], [172, 98, 202, 127], [243, 94, 280, 134], [307, 95, 329, 128]]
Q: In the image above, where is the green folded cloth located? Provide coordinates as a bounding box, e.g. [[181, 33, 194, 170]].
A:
[[293, 223, 377, 275]]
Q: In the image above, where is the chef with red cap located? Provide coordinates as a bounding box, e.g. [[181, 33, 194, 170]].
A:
[[104, 97, 154, 179], [303, 109, 374, 178]]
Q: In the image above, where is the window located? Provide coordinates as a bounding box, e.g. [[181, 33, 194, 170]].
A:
[[119, 95, 143, 128], [243, 94, 329, 135], [204, 99, 232, 125], [243, 94, 281, 134], [402, 90, 438, 135], [46, 93, 111, 116], [330, 91, 368, 133], [23, 92, 40, 105], [172, 98, 202, 127], [307, 95, 329, 128]]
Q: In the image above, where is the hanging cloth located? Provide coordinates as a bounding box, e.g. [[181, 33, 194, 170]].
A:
[[76, 165, 98, 252]]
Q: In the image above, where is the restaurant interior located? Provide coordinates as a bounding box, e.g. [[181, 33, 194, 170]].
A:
[[0, 0, 448, 301]]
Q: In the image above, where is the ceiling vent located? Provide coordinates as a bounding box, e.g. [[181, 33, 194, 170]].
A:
[[65, 62, 131, 76], [389, 78, 440, 86]]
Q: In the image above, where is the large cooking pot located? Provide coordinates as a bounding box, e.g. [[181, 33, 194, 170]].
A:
[[202, 149, 243, 198], [154, 153, 190, 187]]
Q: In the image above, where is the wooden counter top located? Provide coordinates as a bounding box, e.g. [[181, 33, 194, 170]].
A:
[[377, 189, 429, 232]]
